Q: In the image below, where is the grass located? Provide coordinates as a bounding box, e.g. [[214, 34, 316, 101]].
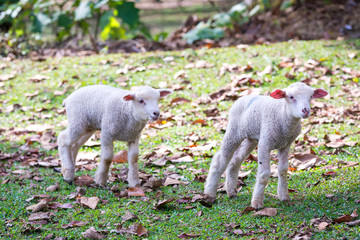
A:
[[0, 39, 360, 239], [140, 3, 229, 36]]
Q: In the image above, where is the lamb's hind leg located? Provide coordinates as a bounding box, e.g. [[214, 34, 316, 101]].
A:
[[225, 139, 257, 198], [71, 131, 95, 164], [204, 131, 243, 199], [58, 127, 87, 184]]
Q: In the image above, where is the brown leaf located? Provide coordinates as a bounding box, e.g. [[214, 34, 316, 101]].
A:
[[46, 182, 60, 192], [203, 107, 219, 117], [185, 60, 214, 69], [113, 150, 128, 163], [142, 177, 164, 189], [192, 119, 207, 126], [74, 175, 94, 186], [151, 156, 168, 166], [252, 208, 277, 217], [29, 74, 50, 83], [0, 73, 16, 81], [155, 198, 175, 209], [80, 197, 100, 209], [61, 221, 88, 229], [318, 222, 330, 230], [177, 232, 201, 239], [170, 156, 194, 163], [48, 202, 74, 209], [325, 141, 345, 148], [195, 210, 203, 217], [128, 223, 148, 237], [128, 187, 145, 197], [346, 219, 360, 227], [240, 206, 256, 215], [121, 211, 138, 221], [81, 227, 105, 239], [163, 178, 188, 186], [26, 200, 48, 213], [322, 171, 337, 177], [28, 212, 51, 221], [333, 210, 357, 224], [171, 97, 190, 105], [292, 154, 326, 170]]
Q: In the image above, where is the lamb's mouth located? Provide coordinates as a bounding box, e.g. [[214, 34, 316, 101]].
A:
[[150, 115, 159, 121]]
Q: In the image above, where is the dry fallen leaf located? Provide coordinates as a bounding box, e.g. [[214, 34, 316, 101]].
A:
[[61, 221, 88, 229], [163, 178, 187, 186], [26, 200, 48, 213], [128, 187, 145, 197], [240, 206, 256, 215], [113, 150, 128, 163], [80, 197, 100, 209], [81, 227, 105, 239], [29, 74, 50, 83], [128, 223, 148, 237], [74, 175, 95, 186], [177, 232, 201, 239], [155, 198, 175, 209], [121, 211, 138, 222], [252, 208, 277, 217], [346, 219, 360, 227], [318, 222, 330, 230], [171, 97, 190, 105], [28, 212, 51, 221], [170, 156, 194, 163], [46, 182, 60, 192]]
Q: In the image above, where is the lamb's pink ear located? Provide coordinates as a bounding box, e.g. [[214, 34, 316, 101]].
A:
[[313, 89, 328, 98], [270, 89, 286, 99], [123, 94, 135, 101], [159, 89, 173, 98]]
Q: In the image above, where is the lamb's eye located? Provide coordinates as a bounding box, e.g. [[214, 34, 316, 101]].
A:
[[289, 96, 294, 99], [139, 99, 146, 105]]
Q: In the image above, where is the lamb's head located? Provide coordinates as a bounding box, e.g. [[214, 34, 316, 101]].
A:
[[270, 82, 328, 119], [123, 86, 173, 121]]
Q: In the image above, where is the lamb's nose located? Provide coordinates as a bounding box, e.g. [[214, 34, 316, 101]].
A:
[[302, 108, 310, 115], [153, 111, 160, 117]]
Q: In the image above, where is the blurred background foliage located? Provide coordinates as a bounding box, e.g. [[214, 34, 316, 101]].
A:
[[0, 0, 351, 56]]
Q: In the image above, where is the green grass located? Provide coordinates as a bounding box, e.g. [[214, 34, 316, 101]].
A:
[[0, 40, 360, 239], [140, 4, 225, 36]]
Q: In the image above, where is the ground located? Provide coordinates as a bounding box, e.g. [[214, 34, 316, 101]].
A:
[[0, 39, 359, 239]]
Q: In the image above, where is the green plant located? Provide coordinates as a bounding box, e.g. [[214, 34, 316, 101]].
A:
[[183, 2, 261, 44], [0, 0, 150, 44]]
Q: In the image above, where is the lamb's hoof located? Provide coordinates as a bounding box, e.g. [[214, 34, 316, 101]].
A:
[[64, 179, 73, 185], [251, 199, 264, 210], [277, 193, 290, 201], [226, 189, 238, 198]]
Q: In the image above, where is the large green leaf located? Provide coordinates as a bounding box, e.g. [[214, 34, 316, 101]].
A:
[[115, 1, 139, 28], [74, 0, 91, 21], [183, 21, 224, 44], [31, 12, 52, 33], [57, 13, 73, 29], [212, 12, 232, 27], [99, 10, 113, 31]]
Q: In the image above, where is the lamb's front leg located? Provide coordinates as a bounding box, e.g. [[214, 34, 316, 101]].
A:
[[95, 137, 114, 185], [127, 139, 140, 187], [277, 146, 290, 201], [251, 145, 271, 209]]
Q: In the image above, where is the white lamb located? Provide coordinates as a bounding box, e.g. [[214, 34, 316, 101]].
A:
[[204, 82, 328, 208], [57, 85, 172, 187]]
